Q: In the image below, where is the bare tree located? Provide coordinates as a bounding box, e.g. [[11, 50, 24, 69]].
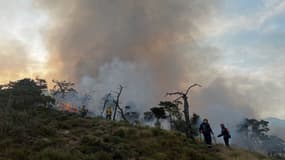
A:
[[51, 80, 76, 98], [112, 85, 127, 121], [35, 77, 48, 91], [166, 83, 202, 139]]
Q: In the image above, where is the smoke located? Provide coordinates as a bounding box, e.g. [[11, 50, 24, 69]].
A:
[[34, 1, 285, 148], [191, 77, 257, 144], [77, 59, 156, 114], [193, 78, 255, 123], [36, 0, 221, 109]]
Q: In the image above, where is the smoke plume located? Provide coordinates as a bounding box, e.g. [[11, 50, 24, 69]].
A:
[[37, 0, 221, 108]]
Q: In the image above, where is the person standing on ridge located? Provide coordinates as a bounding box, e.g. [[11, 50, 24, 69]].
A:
[[217, 124, 231, 147], [106, 107, 112, 120], [80, 105, 88, 117], [199, 118, 214, 148]]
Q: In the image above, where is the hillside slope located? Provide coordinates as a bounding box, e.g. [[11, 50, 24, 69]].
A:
[[0, 106, 276, 160]]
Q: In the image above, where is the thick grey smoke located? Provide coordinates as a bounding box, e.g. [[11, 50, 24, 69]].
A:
[[36, 0, 221, 109], [191, 77, 256, 144]]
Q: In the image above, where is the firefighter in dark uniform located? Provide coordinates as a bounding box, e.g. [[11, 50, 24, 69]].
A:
[[199, 119, 214, 148], [218, 124, 231, 147], [80, 105, 88, 117]]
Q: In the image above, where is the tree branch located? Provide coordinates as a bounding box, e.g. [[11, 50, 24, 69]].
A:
[[185, 83, 202, 95], [166, 92, 184, 96]]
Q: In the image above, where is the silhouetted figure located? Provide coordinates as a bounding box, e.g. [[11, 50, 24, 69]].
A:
[[218, 124, 231, 147], [80, 105, 88, 117], [199, 119, 214, 148], [106, 107, 112, 120]]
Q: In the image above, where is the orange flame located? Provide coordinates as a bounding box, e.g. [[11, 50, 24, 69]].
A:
[[61, 103, 78, 113]]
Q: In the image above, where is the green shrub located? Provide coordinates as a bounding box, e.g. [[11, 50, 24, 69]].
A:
[[113, 128, 126, 138], [56, 122, 72, 130], [126, 128, 138, 137], [151, 128, 164, 136], [91, 151, 112, 160], [139, 130, 152, 137], [34, 148, 78, 160], [110, 136, 123, 144], [151, 152, 168, 160], [36, 125, 57, 137], [7, 148, 30, 160], [80, 135, 99, 146]]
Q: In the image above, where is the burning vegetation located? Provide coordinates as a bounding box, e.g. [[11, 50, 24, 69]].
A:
[[60, 103, 78, 113]]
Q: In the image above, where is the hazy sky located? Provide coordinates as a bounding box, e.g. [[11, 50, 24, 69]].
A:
[[0, 0, 48, 82], [0, 0, 284, 119]]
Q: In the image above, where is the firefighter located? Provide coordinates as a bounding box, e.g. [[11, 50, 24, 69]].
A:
[[199, 118, 214, 148], [218, 124, 231, 147], [80, 105, 88, 117], [106, 107, 112, 120]]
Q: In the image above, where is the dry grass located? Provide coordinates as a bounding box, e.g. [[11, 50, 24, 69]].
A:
[[216, 144, 271, 160]]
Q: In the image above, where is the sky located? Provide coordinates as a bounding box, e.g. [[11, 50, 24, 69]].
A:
[[0, 0, 284, 120], [0, 0, 48, 82], [201, 0, 285, 119]]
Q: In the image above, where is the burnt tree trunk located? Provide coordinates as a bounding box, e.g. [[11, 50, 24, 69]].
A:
[[182, 95, 193, 139], [113, 85, 127, 121], [113, 102, 118, 120], [117, 105, 127, 121], [102, 98, 108, 117]]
